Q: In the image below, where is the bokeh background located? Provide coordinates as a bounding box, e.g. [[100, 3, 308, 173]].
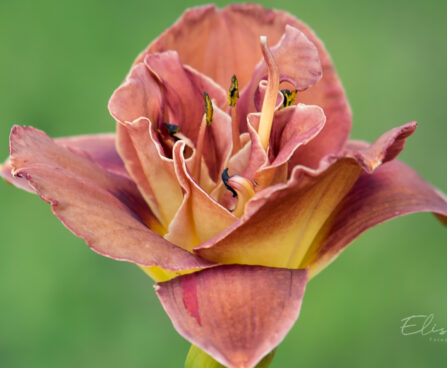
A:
[[0, 0, 446, 367]]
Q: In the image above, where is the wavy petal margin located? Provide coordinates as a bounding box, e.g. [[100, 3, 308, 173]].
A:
[[156, 265, 308, 368], [5, 126, 211, 271]]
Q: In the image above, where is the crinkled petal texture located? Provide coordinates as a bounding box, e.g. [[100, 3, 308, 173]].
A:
[[156, 265, 308, 368], [138, 3, 351, 165], [195, 122, 447, 273], [3, 126, 210, 271]]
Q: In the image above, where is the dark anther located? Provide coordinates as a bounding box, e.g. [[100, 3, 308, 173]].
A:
[[222, 168, 237, 198], [280, 89, 298, 107], [228, 74, 239, 107], [163, 122, 180, 136], [203, 92, 213, 126]]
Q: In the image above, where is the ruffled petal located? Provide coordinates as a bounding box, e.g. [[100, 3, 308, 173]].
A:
[[7, 125, 210, 271], [165, 142, 236, 251], [309, 159, 447, 277], [194, 123, 418, 269], [155, 265, 308, 368]]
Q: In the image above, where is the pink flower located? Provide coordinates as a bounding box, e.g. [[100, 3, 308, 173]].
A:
[[2, 4, 446, 368]]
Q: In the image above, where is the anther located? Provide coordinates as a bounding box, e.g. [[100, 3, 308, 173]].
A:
[[228, 75, 239, 107], [228, 75, 241, 154], [222, 168, 238, 198], [204, 92, 213, 126], [163, 122, 180, 136], [281, 89, 298, 107]]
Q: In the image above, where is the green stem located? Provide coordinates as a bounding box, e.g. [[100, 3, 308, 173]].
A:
[[184, 345, 276, 368]]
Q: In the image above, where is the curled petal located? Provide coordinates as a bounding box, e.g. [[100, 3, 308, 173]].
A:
[[156, 265, 308, 368], [7, 125, 210, 271], [309, 159, 447, 277], [166, 142, 236, 251]]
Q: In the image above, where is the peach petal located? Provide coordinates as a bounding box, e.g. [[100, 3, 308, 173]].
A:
[[8, 126, 210, 271], [156, 265, 308, 368]]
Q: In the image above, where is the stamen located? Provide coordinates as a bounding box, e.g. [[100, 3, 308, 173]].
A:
[[192, 92, 213, 181], [227, 175, 255, 217], [258, 36, 280, 151], [228, 75, 241, 154], [281, 89, 298, 107]]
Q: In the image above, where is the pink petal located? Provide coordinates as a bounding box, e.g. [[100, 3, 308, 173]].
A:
[[8, 125, 210, 271], [165, 142, 236, 251], [237, 25, 322, 132], [156, 265, 308, 368], [310, 159, 447, 277]]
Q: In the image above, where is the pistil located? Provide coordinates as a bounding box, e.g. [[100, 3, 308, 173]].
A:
[[228, 74, 241, 154], [257, 36, 280, 151]]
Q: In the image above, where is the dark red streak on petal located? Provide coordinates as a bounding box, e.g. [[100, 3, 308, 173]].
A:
[[182, 273, 202, 325]]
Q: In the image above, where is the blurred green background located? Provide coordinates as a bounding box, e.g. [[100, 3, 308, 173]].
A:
[[0, 0, 446, 367]]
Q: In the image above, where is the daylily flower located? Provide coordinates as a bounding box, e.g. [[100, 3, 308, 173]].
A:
[[2, 3, 447, 368]]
